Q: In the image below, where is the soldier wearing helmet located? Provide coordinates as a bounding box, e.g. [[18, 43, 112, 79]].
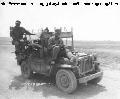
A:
[[48, 29, 65, 64], [10, 20, 35, 55], [40, 27, 50, 48]]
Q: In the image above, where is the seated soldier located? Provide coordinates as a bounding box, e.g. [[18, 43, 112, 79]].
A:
[[48, 29, 64, 64], [48, 29, 77, 65], [40, 27, 53, 57]]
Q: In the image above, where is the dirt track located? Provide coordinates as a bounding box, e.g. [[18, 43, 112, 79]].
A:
[[0, 45, 120, 99]]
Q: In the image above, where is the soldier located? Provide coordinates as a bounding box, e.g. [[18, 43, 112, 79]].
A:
[[48, 29, 77, 65], [40, 27, 51, 48], [48, 29, 65, 64], [44, 27, 49, 33], [10, 20, 35, 55]]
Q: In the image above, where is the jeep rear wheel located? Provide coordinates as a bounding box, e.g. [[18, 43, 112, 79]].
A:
[[21, 61, 32, 79], [56, 69, 77, 94]]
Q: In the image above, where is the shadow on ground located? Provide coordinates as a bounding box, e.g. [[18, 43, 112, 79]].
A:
[[9, 73, 107, 99]]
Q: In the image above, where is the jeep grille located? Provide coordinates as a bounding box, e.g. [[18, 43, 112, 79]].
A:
[[78, 56, 93, 74]]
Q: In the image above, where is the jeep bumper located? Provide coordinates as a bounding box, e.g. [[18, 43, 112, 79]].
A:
[[79, 71, 103, 83]]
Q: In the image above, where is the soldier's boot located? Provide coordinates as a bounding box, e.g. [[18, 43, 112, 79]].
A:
[[66, 50, 77, 65]]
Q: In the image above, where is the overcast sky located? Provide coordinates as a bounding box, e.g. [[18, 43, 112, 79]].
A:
[[0, 0, 120, 41]]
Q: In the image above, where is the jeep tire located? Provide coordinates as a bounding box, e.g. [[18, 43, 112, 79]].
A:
[[56, 69, 77, 94]]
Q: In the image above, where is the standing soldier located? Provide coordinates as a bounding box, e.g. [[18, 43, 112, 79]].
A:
[[10, 20, 35, 55], [40, 27, 50, 48]]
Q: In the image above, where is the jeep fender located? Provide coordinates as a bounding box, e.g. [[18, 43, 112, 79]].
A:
[[57, 64, 80, 79], [58, 64, 73, 69]]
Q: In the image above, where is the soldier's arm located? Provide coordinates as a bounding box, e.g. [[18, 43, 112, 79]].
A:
[[22, 27, 35, 35], [58, 39, 64, 47]]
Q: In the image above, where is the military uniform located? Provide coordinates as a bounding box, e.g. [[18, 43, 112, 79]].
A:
[[40, 31, 51, 48], [48, 35, 64, 61], [48, 29, 76, 64], [10, 21, 33, 55], [10, 26, 32, 41]]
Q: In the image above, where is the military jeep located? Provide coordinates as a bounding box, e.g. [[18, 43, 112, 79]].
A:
[[16, 28, 103, 94]]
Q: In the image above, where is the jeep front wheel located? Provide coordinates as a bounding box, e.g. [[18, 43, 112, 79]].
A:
[[56, 69, 77, 94], [21, 61, 32, 79]]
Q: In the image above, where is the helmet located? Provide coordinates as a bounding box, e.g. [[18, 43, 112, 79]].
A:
[[45, 27, 48, 30], [55, 29, 61, 35], [15, 20, 21, 24], [44, 27, 49, 32]]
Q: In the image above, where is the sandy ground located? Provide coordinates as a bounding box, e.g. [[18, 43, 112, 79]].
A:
[[0, 45, 120, 99]]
